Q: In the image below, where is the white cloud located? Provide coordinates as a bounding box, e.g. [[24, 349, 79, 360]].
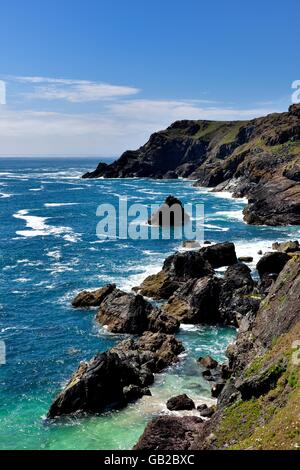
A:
[[0, 76, 286, 156], [10, 75, 140, 102], [0, 98, 284, 156]]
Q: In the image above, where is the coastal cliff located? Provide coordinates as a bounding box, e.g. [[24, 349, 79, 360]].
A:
[[83, 104, 300, 226], [135, 254, 300, 450]]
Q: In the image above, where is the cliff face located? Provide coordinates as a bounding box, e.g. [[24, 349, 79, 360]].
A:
[[83, 104, 300, 225]]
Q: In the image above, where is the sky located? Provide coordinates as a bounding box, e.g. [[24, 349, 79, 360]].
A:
[[0, 0, 299, 157]]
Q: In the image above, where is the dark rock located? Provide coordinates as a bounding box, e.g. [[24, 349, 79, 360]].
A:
[[163, 171, 178, 179], [211, 381, 226, 398], [200, 242, 238, 269], [166, 394, 195, 411], [238, 256, 254, 262], [123, 385, 151, 403], [48, 332, 184, 418], [82, 162, 108, 179], [256, 252, 290, 279], [163, 276, 221, 324], [95, 289, 152, 334], [72, 284, 116, 308], [197, 404, 208, 412], [148, 195, 190, 226], [147, 309, 180, 334], [136, 250, 214, 300], [198, 356, 218, 369], [95, 288, 179, 334], [199, 406, 215, 418], [134, 416, 203, 450], [218, 263, 258, 326]]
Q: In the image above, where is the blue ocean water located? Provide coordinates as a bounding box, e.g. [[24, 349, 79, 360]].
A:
[[0, 158, 299, 450]]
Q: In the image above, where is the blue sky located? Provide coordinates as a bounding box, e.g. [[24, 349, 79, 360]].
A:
[[0, 0, 299, 156]]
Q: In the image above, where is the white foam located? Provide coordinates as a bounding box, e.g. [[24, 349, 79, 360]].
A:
[[29, 186, 44, 192], [214, 209, 245, 222], [0, 192, 13, 198], [13, 209, 79, 242], [44, 203, 79, 207], [119, 263, 162, 293]]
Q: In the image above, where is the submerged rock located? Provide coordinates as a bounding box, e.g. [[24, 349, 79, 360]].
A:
[[48, 332, 184, 418], [166, 394, 195, 411]]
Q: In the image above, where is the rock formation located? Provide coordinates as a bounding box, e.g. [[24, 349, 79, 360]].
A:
[[83, 104, 300, 226]]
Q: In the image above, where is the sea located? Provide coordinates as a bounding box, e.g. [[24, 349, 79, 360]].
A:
[[1, 157, 299, 450]]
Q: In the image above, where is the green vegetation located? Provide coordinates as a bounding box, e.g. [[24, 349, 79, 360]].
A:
[[213, 321, 300, 450]]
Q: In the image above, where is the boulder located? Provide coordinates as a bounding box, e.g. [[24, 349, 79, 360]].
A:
[[256, 252, 290, 279], [134, 416, 203, 450], [95, 288, 179, 334], [272, 240, 300, 253], [48, 332, 184, 418], [148, 195, 190, 226], [72, 284, 116, 308], [166, 394, 195, 411], [199, 406, 215, 418], [96, 289, 152, 334], [200, 242, 238, 268]]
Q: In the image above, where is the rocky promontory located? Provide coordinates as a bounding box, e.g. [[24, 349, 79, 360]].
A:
[[83, 104, 300, 226]]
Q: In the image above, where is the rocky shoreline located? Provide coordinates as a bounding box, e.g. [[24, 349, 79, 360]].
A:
[[82, 104, 300, 226], [47, 237, 300, 450]]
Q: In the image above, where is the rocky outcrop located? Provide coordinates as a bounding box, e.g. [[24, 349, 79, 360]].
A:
[[94, 286, 179, 334], [72, 284, 179, 334], [162, 261, 258, 327], [72, 284, 116, 308], [83, 105, 300, 226], [134, 416, 203, 450], [135, 242, 236, 300], [166, 394, 195, 411], [148, 195, 190, 226], [48, 332, 184, 418]]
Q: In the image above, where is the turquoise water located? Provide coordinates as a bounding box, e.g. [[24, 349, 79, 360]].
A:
[[1, 158, 299, 450]]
